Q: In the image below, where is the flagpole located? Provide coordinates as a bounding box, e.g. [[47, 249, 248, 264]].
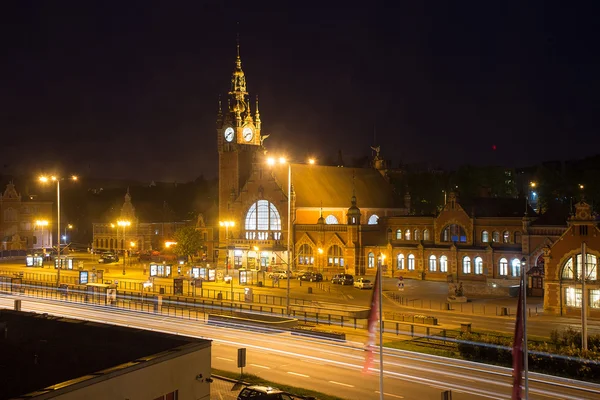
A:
[[378, 261, 384, 400]]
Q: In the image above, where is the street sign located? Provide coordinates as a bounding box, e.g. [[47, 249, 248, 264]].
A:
[[238, 348, 247, 377]]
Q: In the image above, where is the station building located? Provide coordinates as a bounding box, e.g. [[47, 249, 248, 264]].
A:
[[215, 46, 599, 316]]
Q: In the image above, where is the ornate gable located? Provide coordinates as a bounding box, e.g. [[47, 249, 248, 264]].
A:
[[2, 183, 21, 201]]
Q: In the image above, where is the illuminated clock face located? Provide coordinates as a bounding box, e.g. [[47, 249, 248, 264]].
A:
[[224, 127, 234, 142], [243, 127, 254, 142]]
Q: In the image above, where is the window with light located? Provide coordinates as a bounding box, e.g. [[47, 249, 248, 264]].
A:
[[492, 231, 500, 243], [511, 258, 521, 277], [423, 229, 430, 241], [481, 231, 489, 243], [397, 254, 405, 270], [429, 255, 437, 272], [474, 257, 483, 275], [503, 231, 510, 243], [441, 224, 467, 243], [325, 214, 338, 224], [499, 258, 508, 275], [298, 244, 314, 266], [414, 229, 420, 241], [368, 214, 379, 225], [565, 287, 582, 307], [244, 200, 281, 240], [408, 254, 415, 270], [234, 250, 243, 268], [463, 256, 471, 274], [368, 252, 375, 268], [328, 245, 344, 267], [591, 289, 600, 309], [396, 229, 402, 240], [561, 254, 598, 281], [405, 229, 411, 240], [440, 256, 448, 273]]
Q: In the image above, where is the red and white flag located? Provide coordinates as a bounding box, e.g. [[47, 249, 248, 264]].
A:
[[512, 279, 524, 399], [363, 267, 381, 373]]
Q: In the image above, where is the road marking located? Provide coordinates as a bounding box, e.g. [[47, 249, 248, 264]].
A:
[[375, 391, 403, 399], [216, 357, 234, 362], [250, 364, 270, 369], [330, 381, 354, 388], [287, 371, 310, 378]]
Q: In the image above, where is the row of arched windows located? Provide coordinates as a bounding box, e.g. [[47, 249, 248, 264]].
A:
[[395, 254, 523, 276], [297, 244, 344, 267], [396, 229, 431, 241], [481, 230, 522, 244], [323, 214, 380, 225]]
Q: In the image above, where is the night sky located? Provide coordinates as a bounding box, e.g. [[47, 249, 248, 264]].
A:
[[2, 2, 599, 182]]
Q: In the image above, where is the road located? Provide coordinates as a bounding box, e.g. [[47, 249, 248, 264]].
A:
[[2, 294, 599, 400]]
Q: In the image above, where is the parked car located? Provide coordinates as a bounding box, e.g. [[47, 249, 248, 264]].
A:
[[238, 385, 295, 400], [298, 272, 323, 282], [354, 278, 374, 289], [268, 270, 290, 279], [331, 273, 354, 285], [98, 252, 119, 263]]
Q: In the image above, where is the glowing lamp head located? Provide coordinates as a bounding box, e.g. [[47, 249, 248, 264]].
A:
[[308, 158, 315, 165], [318, 248, 323, 254], [39, 176, 49, 183], [278, 157, 287, 164], [267, 157, 275, 166]]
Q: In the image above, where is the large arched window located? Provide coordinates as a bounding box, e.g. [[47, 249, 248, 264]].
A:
[[397, 254, 405, 270], [368, 215, 379, 225], [408, 254, 415, 270], [463, 256, 471, 274], [441, 224, 467, 243], [499, 258, 508, 275], [474, 257, 483, 275], [414, 229, 420, 241], [492, 231, 500, 243], [298, 244, 314, 266], [245, 200, 282, 240], [429, 255, 437, 272], [481, 231, 489, 243], [405, 229, 411, 240], [440, 256, 448, 273], [396, 229, 402, 240], [511, 258, 521, 277], [325, 214, 338, 224], [503, 231, 510, 243], [423, 229, 430, 241], [561, 254, 597, 281], [368, 252, 375, 268], [328, 245, 344, 267]]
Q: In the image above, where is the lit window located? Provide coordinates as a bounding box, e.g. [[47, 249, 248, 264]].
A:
[[234, 250, 243, 268], [492, 231, 500, 243], [440, 256, 448, 273], [327, 245, 344, 267], [244, 200, 281, 240], [441, 224, 467, 243], [423, 229, 430, 241], [368, 215, 379, 225], [463, 256, 471, 274], [499, 258, 508, 275], [511, 258, 521, 277], [561, 254, 597, 281], [408, 254, 415, 270], [298, 244, 314, 265], [429, 255, 437, 272], [482, 231, 489, 243], [325, 214, 338, 224], [396, 229, 402, 240], [368, 252, 375, 268], [474, 257, 483, 275], [414, 229, 420, 241], [503, 231, 510, 243], [397, 254, 405, 270], [565, 287, 582, 307], [591, 289, 600, 309], [405, 229, 411, 240]]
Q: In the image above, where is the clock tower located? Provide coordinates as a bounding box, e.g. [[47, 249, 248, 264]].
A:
[[217, 43, 262, 228]]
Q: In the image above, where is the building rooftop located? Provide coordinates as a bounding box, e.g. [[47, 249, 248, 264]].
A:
[[0, 310, 209, 400]]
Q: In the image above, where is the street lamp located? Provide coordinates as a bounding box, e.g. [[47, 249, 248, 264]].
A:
[[317, 247, 324, 273], [219, 221, 235, 277], [39, 175, 77, 284], [520, 257, 529, 398], [63, 224, 73, 244], [117, 220, 131, 275]]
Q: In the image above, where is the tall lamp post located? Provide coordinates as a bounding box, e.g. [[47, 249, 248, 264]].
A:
[[520, 256, 529, 399], [39, 175, 77, 284], [118, 220, 131, 275], [219, 221, 235, 277]]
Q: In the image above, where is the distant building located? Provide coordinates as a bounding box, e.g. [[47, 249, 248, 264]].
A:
[[0, 182, 53, 251], [2, 309, 211, 399]]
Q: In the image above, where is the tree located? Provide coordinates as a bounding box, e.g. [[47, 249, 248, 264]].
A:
[[173, 226, 203, 263]]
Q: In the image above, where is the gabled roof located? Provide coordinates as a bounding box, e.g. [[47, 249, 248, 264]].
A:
[[272, 164, 398, 209], [459, 197, 535, 218]]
